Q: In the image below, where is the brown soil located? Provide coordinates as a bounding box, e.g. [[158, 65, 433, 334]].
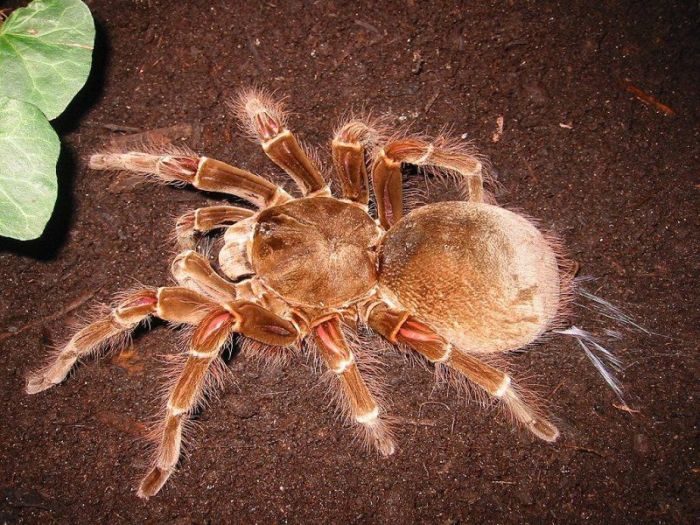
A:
[[1, 1, 697, 523]]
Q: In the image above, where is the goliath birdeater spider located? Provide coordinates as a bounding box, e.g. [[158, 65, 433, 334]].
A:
[[26, 90, 574, 498]]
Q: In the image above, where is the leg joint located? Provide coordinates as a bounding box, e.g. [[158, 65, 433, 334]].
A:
[[494, 375, 512, 398], [355, 406, 379, 424], [433, 343, 453, 363], [332, 354, 355, 374]]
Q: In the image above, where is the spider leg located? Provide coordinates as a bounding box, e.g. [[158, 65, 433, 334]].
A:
[[138, 304, 299, 498], [238, 90, 329, 196], [313, 317, 395, 455], [137, 309, 234, 498], [371, 137, 485, 229], [89, 152, 292, 208], [367, 303, 559, 442], [171, 249, 238, 303], [331, 119, 374, 205], [175, 205, 254, 249], [172, 250, 299, 346], [25, 287, 218, 394]]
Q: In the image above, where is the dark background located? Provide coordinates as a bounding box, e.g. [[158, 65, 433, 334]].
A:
[[1, 1, 697, 523]]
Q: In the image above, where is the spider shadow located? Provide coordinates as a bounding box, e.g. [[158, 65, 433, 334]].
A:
[[0, 19, 111, 260]]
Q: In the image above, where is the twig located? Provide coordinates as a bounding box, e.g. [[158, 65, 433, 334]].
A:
[[622, 80, 676, 116], [247, 37, 263, 71], [260, 390, 291, 398], [562, 444, 608, 459], [393, 416, 438, 427], [5, 500, 52, 511], [0, 288, 100, 343], [424, 89, 440, 113], [332, 48, 352, 71], [519, 155, 537, 182], [549, 380, 565, 396], [109, 123, 192, 148], [613, 402, 641, 414], [354, 19, 382, 38], [418, 401, 450, 418], [95, 122, 142, 133]]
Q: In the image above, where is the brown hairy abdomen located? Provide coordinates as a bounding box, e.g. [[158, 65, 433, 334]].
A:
[[378, 201, 560, 353]]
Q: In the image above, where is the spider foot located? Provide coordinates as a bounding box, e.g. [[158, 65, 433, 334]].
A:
[[25, 371, 59, 395], [25, 353, 77, 394], [501, 388, 560, 442], [361, 414, 396, 456], [137, 466, 172, 499]]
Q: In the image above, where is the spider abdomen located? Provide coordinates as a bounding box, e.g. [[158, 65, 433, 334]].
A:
[[250, 197, 382, 308], [378, 201, 561, 353]]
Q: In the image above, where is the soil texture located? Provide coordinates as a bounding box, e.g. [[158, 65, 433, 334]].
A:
[[1, 1, 698, 523]]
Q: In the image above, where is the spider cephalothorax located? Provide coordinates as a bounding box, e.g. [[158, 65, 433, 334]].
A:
[[244, 196, 382, 309], [26, 90, 571, 498]]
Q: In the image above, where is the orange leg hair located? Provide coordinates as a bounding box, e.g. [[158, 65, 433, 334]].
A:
[[331, 119, 375, 205], [89, 152, 291, 208], [371, 137, 485, 229], [366, 303, 559, 442], [313, 317, 395, 455], [25, 287, 218, 394], [238, 90, 329, 196], [175, 205, 254, 249]]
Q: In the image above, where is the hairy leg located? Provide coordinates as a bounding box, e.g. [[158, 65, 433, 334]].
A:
[[313, 317, 395, 455], [137, 309, 234, 497], [139, 302, 300, 497], [26, 287, 217, 394], [170, 249, 299, 345], [237, 90, 329, 196], [367, 302, 558, 442], [331, 119, 376, 205], [89, 152, 291, 208], [171, 249, 239, 303], [175, 205, 254, 249], [371, 137, 485, 228]]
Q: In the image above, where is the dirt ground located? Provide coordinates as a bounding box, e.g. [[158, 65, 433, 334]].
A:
[[1, 0, 697, 523]]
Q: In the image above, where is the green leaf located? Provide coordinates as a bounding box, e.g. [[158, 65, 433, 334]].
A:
[[0, 96, 59, 240], [0, 0, 95, 120]]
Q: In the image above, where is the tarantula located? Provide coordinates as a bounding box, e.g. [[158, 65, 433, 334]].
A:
[[26, 90, 571, 498]]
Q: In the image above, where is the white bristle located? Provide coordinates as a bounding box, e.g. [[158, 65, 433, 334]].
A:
[[578, 288, 651, 335], [556, 325, 625, 401]]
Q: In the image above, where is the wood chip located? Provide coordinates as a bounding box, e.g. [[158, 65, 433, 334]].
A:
[[424, 89, 440, 113], [562, 444, 608, 459], [613, 402, 641, 414], [97, 123, 142, 133], [492, 115, 504, 142], [622, 81, 676, 116], [94, 410, 147, 436], [107, 172, 147, 193]]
